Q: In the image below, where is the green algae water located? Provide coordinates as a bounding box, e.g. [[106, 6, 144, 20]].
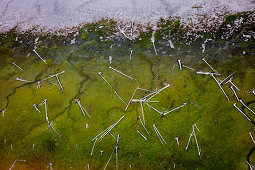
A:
[[0, 12, 255, 169]]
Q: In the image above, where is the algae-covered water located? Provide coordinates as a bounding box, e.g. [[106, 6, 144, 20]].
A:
[[0, 12, 255, 169]]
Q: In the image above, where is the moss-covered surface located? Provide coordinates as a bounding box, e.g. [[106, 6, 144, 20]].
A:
[[0, 12, 255, 169]]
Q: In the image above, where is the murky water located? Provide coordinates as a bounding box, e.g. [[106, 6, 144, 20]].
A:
[[0, 13, 254, 169]]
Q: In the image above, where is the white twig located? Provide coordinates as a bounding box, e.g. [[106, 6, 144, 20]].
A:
[[130, 50, 133, 60], [240, 99, 255, 115], [229, 86, 240, 101], [246, 161, 254, 170], [125, 85, 138, 111], [151, 31, 157, 55], [16, 77, 31, 82], [33, 104, 40, 113], [202, 58, 218, 73], [233, 103, 251, 121], [90, 138, 98, 155], [191, 102, 201, 109], [50, 122, 61, 136], [196, 71, 221, 76], [175, 137, 179, 145], [146, 84, 170, 101], [109, 66, 136, 81], [185, 124, 201, 156], [153, 124, 167, 144], [98, 72, 112, 90], [249, 132, 255, 144], [12, 62, 22, 71], [9, 160, 26, 170], [140, 102, 145, 125], [104, 135, 120, 170], [211, 74, 230, 102], [76, 99, 91, 118], [138, 116, 150, 136], [33, 49, 47, 64], [137, 130, 148, 140], [182, 65, 195, 70], [219, 72, 236, 85], [163, 102, 187, 116], [2, 108, 6, 117], [114, 91, 127, 105], [145, 102, 162, 115], [49, 163, 53, 170], [177, 59, 182, 70]]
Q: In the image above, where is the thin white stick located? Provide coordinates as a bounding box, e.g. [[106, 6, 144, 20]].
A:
[[49, 163, 53, 170], [145, 102, 162, 115], [177, 59, 182, 70], [12, 62, 22, 71], [16, 77, 31, 82], [9, 160, 26, 170], [163, 103, 186, 116], [191, 102, 201, 109], [104, 135, 120, 170], [138, 87, 154, 92], [132, 99, 159, 103], [202, 58, 218, 73], [175, 137, 179, 145], [137, 130, 148, 140], [233, 103, 251, 121], [138, 116, 150, 136], [153, 125, 163, 144], [219, 72, 236, 85], [246, 161, 254, 170], [130, 50, 133, 60], [92, 126, 112, 141], [140, 102, 145, 125], [2, 108, 6, 117], [182, 65, 195, 70], [240, 99, 255, 115], [50, 122, 61, 136], [196, 71, 221, 76], [229, 86, 240, 101], [56, 76, 64, 91], [87, 164, 90, 170], [109, 66, 136, 81], [98, 72, 112, 90], [125, 85, 138, 111], [108, 131, 116, 140], [211, 74, 230, 102], [153, 124, 167, 144], [41, 71, 65, 82], [98, 116, 124, 142], [33, 104, 40, 113], [90, 138, 98, 155], [249, 132, 255, 144], [114, 91, 127, 105], [193, 131, 201, 156], [147, 84, 170, 101], [33, 49, 47, 64]]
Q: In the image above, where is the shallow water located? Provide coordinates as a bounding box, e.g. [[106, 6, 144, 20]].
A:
[[0, 14, 255, 169]]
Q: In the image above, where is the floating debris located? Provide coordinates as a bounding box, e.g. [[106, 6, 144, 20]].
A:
[[109, 66, 136, 81], [98, 72, 112, 90], [16, 77, 32, 83], [9, 160, 26, 170], [177, 59, 182, 70], [233, 103, 251, 121], [76, 99, 91, 118], [163, 102, 187, 116], [175, 137, 180, 146], [104, 134, 120, 170], [191, 102, 201, 109], [49, 163, 53, 170], [151, 30, 157, 55], [211, 74, 230, 102], [138, 116, 150, 136], [153, 124, 167, 144], [169, 40, 175, 49], [32, 104, 40, 113], [125, 85, 139, 111], [249, 132, 255, 144], [239, 99, 255, 115], [33, 49, 47, 64], [93, 116, 124, 143], [137, 130, 148, 140], [202, 58, 218, 73], [114, 91, 127, 106], [130, 50, 133, 60], [185, 124, 201, 156], [2, 108, 6, 117], [12, 62, 22, 71]]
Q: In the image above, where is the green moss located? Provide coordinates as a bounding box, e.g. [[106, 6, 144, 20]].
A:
[[225, 14, 237, 23]]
